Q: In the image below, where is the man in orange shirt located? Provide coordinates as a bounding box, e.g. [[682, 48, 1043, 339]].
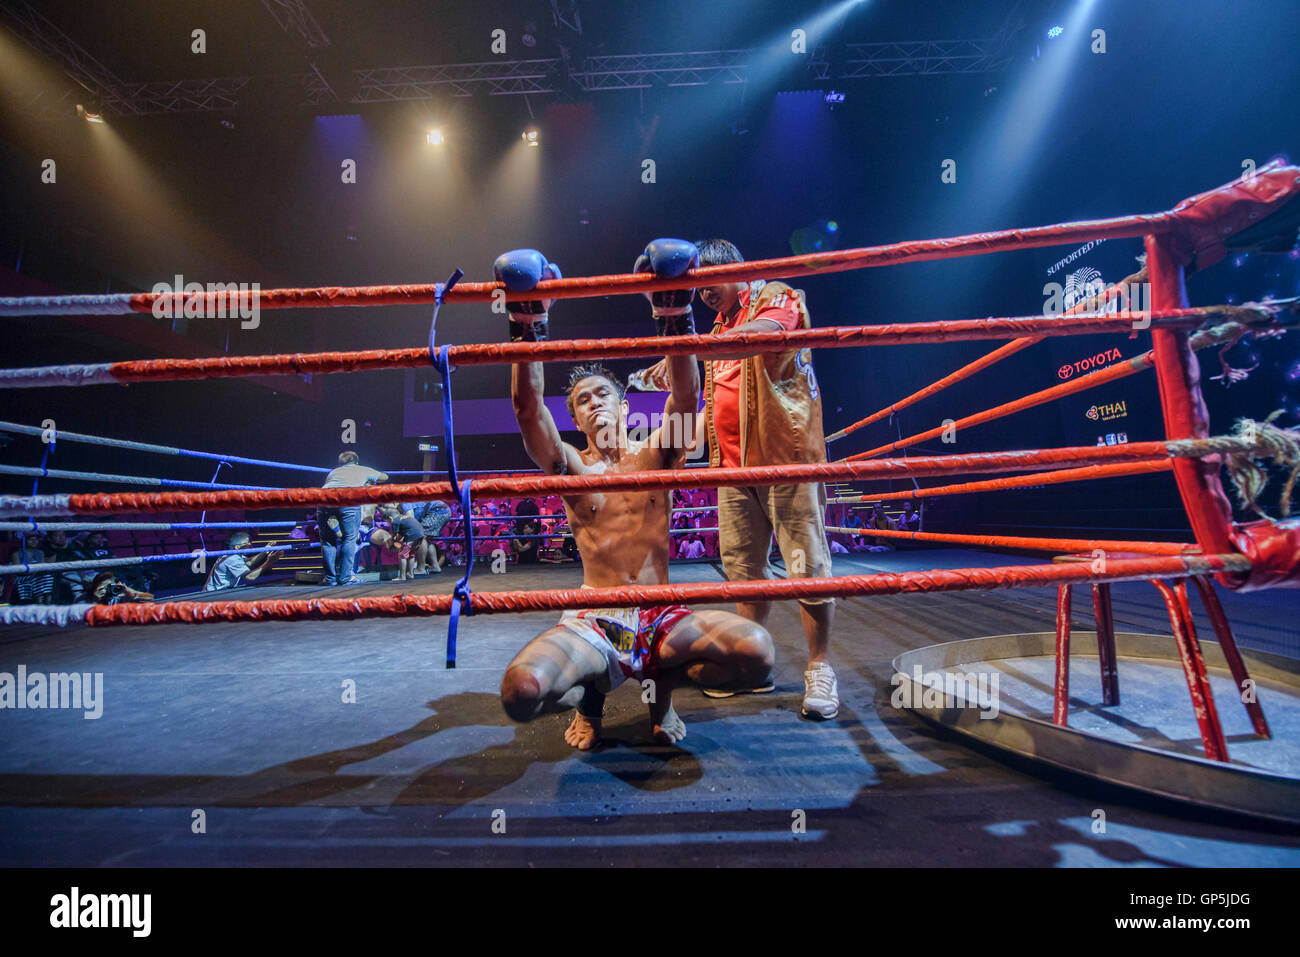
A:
[[637, 239, 838, 719]]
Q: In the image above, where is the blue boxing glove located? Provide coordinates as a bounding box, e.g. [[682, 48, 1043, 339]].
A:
[[633, 238, 698, 336], [493, 249, 562, 342]]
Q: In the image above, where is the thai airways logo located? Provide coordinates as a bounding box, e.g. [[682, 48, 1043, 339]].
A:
[[1086, 400, 1127, 422]]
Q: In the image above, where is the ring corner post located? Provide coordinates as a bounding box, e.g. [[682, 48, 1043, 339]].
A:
[[1143, 232, 1241, 581]]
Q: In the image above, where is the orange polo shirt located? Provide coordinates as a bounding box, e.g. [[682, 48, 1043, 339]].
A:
[[710, 285, 805, 468]]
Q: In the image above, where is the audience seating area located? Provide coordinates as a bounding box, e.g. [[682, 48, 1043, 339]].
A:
[[3, 492, 924, 602]]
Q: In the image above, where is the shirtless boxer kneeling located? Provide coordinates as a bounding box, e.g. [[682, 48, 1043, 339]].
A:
[[495, 242, 776, 749]]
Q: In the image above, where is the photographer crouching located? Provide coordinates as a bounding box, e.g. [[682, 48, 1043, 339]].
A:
[[88, 572, 153, 606]]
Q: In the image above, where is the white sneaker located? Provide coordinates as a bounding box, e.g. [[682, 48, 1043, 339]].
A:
[[802, 662, 839, 720]]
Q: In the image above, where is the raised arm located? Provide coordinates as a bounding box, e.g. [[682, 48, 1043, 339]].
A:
[[660, 352, 700, 449], [512, 359, 580, 474], [243, 550, 282, 582], [497, 249, 584, 476], [634, 239, 703, 464]]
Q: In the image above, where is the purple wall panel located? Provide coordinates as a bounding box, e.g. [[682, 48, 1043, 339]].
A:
[[404, 393, 669, 437]]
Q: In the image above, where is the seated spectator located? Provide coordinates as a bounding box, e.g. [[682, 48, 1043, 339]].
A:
[[869, 502, 894, 530], [41, 531, 80, 602], [204, 532, 283, 591], [899, 499, 922, 533], [867, 502, 893, 530], [843, 511, 868, 552], [677, 532, 706, 560], [9, 544, 53, 605], [863, 503, 895, 553], [72, 530, 134, 596], [89, 571, 153, 605]]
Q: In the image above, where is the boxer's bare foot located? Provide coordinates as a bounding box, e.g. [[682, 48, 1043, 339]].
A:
[[650, 702, 687, 745], [564, 711, 601, 750]]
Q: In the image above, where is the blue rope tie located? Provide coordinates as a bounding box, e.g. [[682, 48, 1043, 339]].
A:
[[198, 460, 230, 553], [24, 440, 55, 564], [446, 478, 475, 669], [428, 270, 471, 668], [427, 268, 464, 378]]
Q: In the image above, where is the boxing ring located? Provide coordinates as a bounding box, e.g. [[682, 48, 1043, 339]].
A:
[[3, 161, 1300, 823]]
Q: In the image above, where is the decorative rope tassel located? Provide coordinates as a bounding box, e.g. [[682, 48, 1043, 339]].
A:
[[1210, 340, 1258, 386], [1223, 412, 1300, 519], [1203, 299, 1298, 387]]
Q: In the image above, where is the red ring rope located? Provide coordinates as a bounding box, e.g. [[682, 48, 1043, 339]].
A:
[[2, 440, 1235, 519], [0, 310, 1236, 390], [81, 553, 1248, 628], [823, 527, 1192, 555], [833, 458, 1174, 502]]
